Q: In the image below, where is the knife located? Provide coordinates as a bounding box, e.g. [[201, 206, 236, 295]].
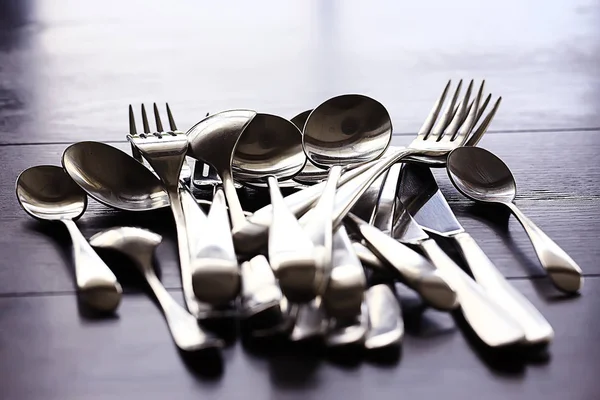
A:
[[376, 167, 524, 347], [398, 163, 554, 345]]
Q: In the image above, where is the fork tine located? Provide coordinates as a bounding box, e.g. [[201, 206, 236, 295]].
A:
[[141, 104, 151, 133], [166, 103, 177, 131], [443, 80, 474, 138], [153, 103, 164, 132], [465, 97, 501, 147], [452, 82, 483, 144], [417, 80, 451, 138], [128, 105, 137, 135], [475, 93, 492, 127], [429, 79, 463, 140]]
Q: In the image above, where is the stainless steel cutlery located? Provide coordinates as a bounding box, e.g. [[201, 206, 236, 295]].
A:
[[15, 79, 584, 363]]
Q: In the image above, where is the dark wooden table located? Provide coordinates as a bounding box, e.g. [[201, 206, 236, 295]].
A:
[[1, 1, 599, 399]]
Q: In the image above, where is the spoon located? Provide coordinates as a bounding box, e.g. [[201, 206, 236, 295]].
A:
[[89, 227, 223, 352], [186, 110, 257, 232], [447, 146, 583, 293], [233, 113, 320, 302], [16, 165, 122, 312], [62, 141, 236, 316]]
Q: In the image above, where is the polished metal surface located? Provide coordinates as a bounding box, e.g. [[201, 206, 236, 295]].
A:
[[289, 299, 327, 341], [364, 284, 403, 349], [447, 146, 584, 294], [89, 227, 223, 352], [325, 300, 368, 347], [239, 255, 282, 318], [232, 113, 320, 303], [400, 163, 554, 344], [127, 104, 207, 317], [232, 80, 501, 254], [128, 104, 192, 183], [186, 110, 257, 231], [290, 109, 330, 185], [15, 165, 122, 313], [392, 202, 526, 347], [268, 175, 320, 303], [233, 113, 306, 182], [364, 164, 404, 349], [322, 225, 366, 319], [345, 214, 457, 311], [189, 188, 240, 306], [327, 80, 500, 232], [302, 94, 392, 168], [62, 141, 169, 212]]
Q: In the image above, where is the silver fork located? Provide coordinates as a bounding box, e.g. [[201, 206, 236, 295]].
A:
[[128, 104, 203, 317]]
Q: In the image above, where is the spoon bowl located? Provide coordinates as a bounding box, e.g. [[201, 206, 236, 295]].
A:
[[187, 110, 257, 230], [303, 94, 392, 168], [62, 141, 168, 211], [233, 113, 306, 184], [446, 146, 517, 203], [17, 165, 87, 221]]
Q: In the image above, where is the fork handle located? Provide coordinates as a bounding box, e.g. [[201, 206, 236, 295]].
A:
[[451, 232, 554, 344], [167, 188, 202, 317], [505, 202, 583, 293], [418, 238, 525, 347]]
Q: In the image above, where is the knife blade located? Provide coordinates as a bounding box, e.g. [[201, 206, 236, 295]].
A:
[[397, 163, 554, 345]]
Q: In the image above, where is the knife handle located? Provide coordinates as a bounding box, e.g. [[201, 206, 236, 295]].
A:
[[418, 238, 525, 347], [451, 232, 554, 344]]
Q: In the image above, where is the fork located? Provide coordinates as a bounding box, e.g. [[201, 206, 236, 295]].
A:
[[128, 104, 204, 317]]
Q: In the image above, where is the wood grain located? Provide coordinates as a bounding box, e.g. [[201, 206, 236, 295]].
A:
[[1, 277, 598, 400], [1, 0, 600, 144]]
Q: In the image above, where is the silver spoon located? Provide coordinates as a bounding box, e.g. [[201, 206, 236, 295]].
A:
[[16, 165, 122, 312], [89, 227, 223, 352], [186, 110, 257, 232], [233, 113, 320, 302], [447, 146, 583, 293]]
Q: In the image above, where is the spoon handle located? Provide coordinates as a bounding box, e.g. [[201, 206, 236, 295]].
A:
[[364, 283, 403, 349], [418, 238, 525, 347], [144, 268, 223, 352], [451, 232, 554, 344], [267, 176, 318, 301], [505, 202, 583, 293], [322, 225, 366, 319], [61, 219, 122, 312]]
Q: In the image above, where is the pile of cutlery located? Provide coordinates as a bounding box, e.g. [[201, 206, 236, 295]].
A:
[[15, 80, 583, 362]]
